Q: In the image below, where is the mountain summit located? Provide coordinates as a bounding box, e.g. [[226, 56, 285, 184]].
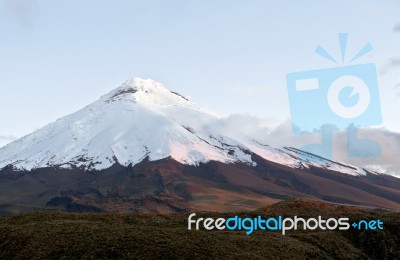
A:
[[0, 78, 253, 171], [101, 78, 197, 108], [0, 77, 365, 175], [1, 77, 399, 213]]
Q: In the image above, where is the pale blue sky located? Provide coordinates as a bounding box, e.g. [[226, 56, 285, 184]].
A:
[[1, 0, 399, 140]]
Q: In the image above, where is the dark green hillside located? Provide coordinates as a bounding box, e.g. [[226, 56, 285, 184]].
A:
[[0, 199, 399, 259]]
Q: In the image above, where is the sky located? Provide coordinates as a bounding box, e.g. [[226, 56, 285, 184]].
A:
[[0, 1, 399, 155]]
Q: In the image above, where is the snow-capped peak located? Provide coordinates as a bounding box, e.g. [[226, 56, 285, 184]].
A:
[[0, 78, 253, 171], [101, 77, 196, 109], [0, 77, 369, 177]]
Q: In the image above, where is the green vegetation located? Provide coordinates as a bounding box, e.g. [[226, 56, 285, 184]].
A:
[[0, 199, 399, 259]]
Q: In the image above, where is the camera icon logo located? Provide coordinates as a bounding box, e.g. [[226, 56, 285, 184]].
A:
[[287, 63, 382, 133], [286, 33, 382, 159]]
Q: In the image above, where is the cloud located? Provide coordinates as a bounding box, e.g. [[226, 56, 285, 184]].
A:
[[0, 135, 17, 148], [394, 23, 400, 33], [380, 58, 400, 75], [205, 115, 400, 177], [330, 128, 400, 177], [395, 82, 400, 97], [3, 0, 38, 28], [202, 113, 281, 142]]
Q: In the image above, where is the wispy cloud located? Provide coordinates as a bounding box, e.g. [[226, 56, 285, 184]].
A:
[[395, 82, 400, 97], [394, 23, 400, 33], [205, 115, 400, 177], [3, 0, 39, 28], [380, 58, 400, 75]]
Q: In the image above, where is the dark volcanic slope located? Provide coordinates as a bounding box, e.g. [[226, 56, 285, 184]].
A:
[[1, 155, 400, 214]]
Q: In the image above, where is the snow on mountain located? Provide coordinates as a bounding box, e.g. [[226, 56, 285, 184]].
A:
[[0, 77, 367, 176], [0, 78, 252, 170]]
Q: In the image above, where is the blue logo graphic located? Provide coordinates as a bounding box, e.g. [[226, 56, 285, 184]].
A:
[[352, 219, 384, 230], [188, 213, 384, 235], [286, 33, 382, 159]]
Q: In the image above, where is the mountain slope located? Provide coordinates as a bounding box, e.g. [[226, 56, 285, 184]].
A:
[[0, 77, 399, 213], [0, 78, 369, 177], [1, 156, 400, 213], [0, 78, 254, 170]]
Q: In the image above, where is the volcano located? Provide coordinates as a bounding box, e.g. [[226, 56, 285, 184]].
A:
[[0, 78, 399, 214]]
